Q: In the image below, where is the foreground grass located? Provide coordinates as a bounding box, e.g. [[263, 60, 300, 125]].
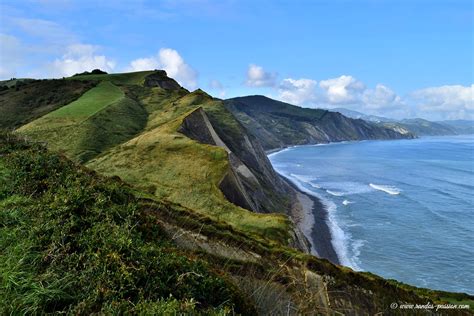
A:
[[0, 133, 253, 314]]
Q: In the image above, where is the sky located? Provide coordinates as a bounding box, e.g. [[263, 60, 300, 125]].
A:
[[0, 0, 472, 120]]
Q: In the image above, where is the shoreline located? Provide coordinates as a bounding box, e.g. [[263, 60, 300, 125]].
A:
[[268, 145, 340, 264], [282, 175, 340, 264]]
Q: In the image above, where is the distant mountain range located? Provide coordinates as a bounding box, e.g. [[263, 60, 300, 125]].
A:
[[332, 108, 474, 136], [224, 96, 413, 151]]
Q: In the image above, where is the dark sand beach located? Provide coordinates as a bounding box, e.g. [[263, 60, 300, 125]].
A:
[[284, 178, 340, 264]]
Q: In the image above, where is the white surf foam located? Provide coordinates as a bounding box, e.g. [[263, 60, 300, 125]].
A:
[[278, 171, 362, 271], [342, 199, 353, 206], [267, 145, 298, 158], [326, 190, 345, 196], [290, 174, 322, 189], [309, 182, 321, 189], [290, 173, 316, 183], [369, 183, 401, 195], [320, 181, 372, 196]]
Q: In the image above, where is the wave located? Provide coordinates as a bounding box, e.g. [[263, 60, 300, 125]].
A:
[[342, 199, 353, 206], [280, 171, 362, 271], [319, 181, 372, 196], [267, 146, 294, 158], [309, 182, 321, 189], [288, 174, 323, 189], [326, 190, 345, 196], [369, 183, 401, 195], [290, 173, 316, 183]]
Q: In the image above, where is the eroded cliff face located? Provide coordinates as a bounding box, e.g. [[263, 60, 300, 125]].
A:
[[178, 107, 310, 253], [225, 95, 415, 150], [143, 70, 182, 90]]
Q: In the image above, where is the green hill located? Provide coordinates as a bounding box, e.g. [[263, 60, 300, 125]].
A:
[[16, 71, 293, 247], [224, 95, 414, 150], [2, 70, 472, 314], [0, 79, 95, 129]]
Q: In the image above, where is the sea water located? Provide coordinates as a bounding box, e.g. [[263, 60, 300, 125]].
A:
[[269, 135, 474, 294]]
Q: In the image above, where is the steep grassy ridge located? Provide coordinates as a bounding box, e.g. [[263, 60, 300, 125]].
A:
[[47, 81, 123, 119], [69, 70, 156, 85], [15, 73, 293, 246], [17, 81, 146, 162], [0, 79, 95, 129], [88, 88, 292, 245]]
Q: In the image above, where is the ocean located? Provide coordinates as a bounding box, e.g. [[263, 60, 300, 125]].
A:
[[268, 135, 474, 294]]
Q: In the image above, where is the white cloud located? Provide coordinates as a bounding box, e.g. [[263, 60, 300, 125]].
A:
[[128, 57, 159, 72], [245, 64, 277, 87], [276, 75, 409, 119], [0, 34, 23, 79], [276, 75, 473, 120], [127, 48, 198, 90], [48, 44, 116, 77], [159, 48, 197, 89], [239, 62, 474, 120], [409, 85, 474, 120], [362, 84, 403, 110], [278, 78, 318, 105], [319, 75, 366, 104], [13, 17, 76, 45], [208, 79, 226, 98]]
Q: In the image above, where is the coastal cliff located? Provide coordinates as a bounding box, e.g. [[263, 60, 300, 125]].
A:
[[178, 106, 311, 253], [225, 95, 414, 151]]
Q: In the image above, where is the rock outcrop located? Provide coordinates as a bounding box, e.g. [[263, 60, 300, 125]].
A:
[[144, 70, 182, 90], [225, 95, 415, 150], [179, 107, 310, 253]]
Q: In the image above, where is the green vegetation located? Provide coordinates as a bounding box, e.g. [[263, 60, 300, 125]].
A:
[[0, 78, 36, 88], [89, 88, 292, 245], [386, 280, 474, 311], [69, 70, 156, 86], [225, 95, 411, 150], [0, 132, 253, 314], [15, 73, 291, 246], [48, 81, 123, 119], [72, 69, 108, 76], [17, 81, 146, 162], [0, 79, 95, 129], [7, 71, 472, 314]]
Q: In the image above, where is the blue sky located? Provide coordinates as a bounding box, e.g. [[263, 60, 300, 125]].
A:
[[0, 0, 472, 120]]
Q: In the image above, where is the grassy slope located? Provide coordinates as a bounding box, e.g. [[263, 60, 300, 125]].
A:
[[88, 87, 291, 245], [0, 133, 254, 315], [2, 133, 472, 314], [15, 73, 291, 246], [48, 81, 123, 119], [69, 70, 156, 85], [17, 81, 147, 163], [0, 79, 95, 129]]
